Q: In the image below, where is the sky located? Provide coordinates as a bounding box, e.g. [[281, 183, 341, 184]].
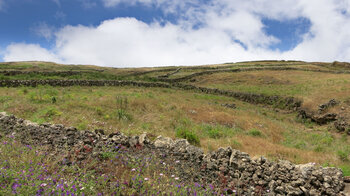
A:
[[0, 0, 349, 67]]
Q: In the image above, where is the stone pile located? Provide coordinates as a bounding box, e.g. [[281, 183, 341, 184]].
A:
[[0, 112, 346, 195], [221, 103, 237, 109], [298, 99, 350, 135], [318, 99, 338, 113]]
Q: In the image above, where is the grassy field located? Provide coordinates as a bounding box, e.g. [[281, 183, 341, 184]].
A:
[[1, 85, 349, 175], [0, 61, 349, 175], [190, 70, 350, 108], [1, 60, 350, 195]]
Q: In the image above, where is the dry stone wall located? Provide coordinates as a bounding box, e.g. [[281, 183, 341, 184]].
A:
[[0, 112, 346, 195], [0, 79, 302, 110], [156, 67, 350, 83], [0, 70, 87, 76], [123, 68, 177, 77], [158, 68, 182, 78]]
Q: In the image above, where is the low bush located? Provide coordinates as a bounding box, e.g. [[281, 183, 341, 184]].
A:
[[247, 128, 263, 137], [204, 125, 223, 139], [175, 128, 200, 146]]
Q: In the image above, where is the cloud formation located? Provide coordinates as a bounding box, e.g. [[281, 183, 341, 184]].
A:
[[0, 0, 5, 11], [3, 0, 350, 67], [52, 0, 60, 6], [4, 43, 60, 62], [79, 0, 97, 9], [31, 22, 56, 40]]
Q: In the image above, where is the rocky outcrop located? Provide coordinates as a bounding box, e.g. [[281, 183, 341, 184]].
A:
[[331, 61, 350, 69], [334, 119, 350, 135], [298, 99, 350, 134], [318, 99, 338, 113], [221, 103, 237, 109], [0, 112, 346, 195], [298, 99, 341, 125], [298, 110, 338, 125]]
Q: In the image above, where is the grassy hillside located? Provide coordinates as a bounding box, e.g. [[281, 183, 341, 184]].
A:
[[0, 60, 349, 194]]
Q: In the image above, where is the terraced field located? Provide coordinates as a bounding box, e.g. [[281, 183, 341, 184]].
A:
[[0, 60, 349, 195]]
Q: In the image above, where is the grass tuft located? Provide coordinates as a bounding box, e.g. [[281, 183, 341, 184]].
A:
[[247, 129, 263, 137], [175, 128, 200, 146]]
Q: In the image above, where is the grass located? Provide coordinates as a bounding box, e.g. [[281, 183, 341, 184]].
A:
[[0, 85, 348, 170], [175, 128, 200, 146], [190, 70, 350, 107], [0, 60, 350, 178], [340, 165, 350, 176], [247, 129, 263, 137]]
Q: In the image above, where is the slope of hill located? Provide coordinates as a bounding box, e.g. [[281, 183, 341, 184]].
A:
[[0, 60, 349, 195]]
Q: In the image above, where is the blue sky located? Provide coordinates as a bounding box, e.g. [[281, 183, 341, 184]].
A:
[[0, 0, 169, 48], [0, 0, 349, 67]]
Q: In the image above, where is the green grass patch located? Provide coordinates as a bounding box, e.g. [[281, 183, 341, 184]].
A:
[[340, 165, 350, 176], [201, 124, 240, 139], [283, 130, 335, 152], [247, 128, 263, 137], [175, 128, 200, 146]]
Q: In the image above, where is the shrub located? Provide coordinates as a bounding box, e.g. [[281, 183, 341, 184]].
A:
[[175, 128, 200, 146], [340, 165, 350, 176], [51, 96, 57, 104], [207, 127, 222, 139], [116, 109, 132, 121], [27, 86, 59, 104], [116, 96, 132, 121], [203, 125, 223, 139], [41, 107, 62, 120], [247, 129, 263, 137]]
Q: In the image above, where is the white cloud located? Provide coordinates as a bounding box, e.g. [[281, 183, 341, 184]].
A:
[[284, 0, 350, 61], [0, 0, 6, 11], [102, 0, 198, 14], [31, 22, 56, 40], [102, 0, 152, 7], [55, 11, 66, 20], [79, 0, 97, 9], [3, 0, 350, 66], [52, 0, 60, 6], [4, 43, 61, 62]]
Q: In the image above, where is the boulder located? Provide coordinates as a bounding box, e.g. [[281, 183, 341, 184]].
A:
[[154, 136, 174, 148]]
